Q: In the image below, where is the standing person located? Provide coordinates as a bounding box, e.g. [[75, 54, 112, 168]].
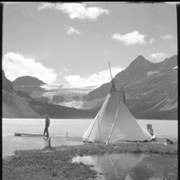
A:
[[43, 115, 50, 138]]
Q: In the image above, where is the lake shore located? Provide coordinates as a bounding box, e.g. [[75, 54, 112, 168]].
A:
[[3, 138, 178, 180]]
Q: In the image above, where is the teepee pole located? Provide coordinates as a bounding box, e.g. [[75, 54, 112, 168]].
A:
[[106, 103, 120, 145], [108, 61, 117, 93], [87, 118, 96, 141], [108, 61, 115, 87], [108, 61, 113, 81], [97, 115, 103, 142]]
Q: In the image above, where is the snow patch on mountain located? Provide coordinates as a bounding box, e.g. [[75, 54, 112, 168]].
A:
[[147, 71, 160, 76], [58, 100, 84, 109]]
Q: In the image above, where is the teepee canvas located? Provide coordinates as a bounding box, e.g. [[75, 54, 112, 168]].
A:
[[83, 85, 152, 143]]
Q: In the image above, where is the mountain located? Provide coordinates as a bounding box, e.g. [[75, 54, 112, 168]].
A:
[[2, 71, 41, 118], [125, 70, 177, 119], [2, 71, 96, 118], [84, 55, 177, 101], [13, 76, 46, 86], [83, 55, 177, 120], [42, 85, 94, 105], [28, 100, 96, 119], [2, 70, 14, 93], [2, 55, 177, 119], [12, 76, 49, 102], [12, 76, 94, 104]]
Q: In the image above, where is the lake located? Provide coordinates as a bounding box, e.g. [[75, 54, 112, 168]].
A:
[[72, 153, 177, 180], [3, 118, 177, 157]]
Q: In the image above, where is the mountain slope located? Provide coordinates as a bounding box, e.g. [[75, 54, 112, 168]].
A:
[[2, 71, 41, 118], [85, 55, 177, 101], [12, 76, 93, 104], [125, 70, 177, 119], [83, 55, 177, 120], [2, 70, 14, 93], [2, 55, 177, 119], [3, 92, 41, 118], [2, 70, 96, 118], [12, 76, 48, 102], [13, 76, 45, 86]]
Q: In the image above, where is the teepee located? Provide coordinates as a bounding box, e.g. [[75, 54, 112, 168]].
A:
[[83, 81, 152, 143]]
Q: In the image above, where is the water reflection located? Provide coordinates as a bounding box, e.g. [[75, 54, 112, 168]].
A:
[[72, 153, 176, 180]]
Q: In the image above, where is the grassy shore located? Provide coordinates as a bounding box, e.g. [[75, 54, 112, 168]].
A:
[[3, 138, 178, 180]]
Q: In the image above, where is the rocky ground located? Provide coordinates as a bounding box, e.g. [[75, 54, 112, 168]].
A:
[[3, 138, 178, 180]]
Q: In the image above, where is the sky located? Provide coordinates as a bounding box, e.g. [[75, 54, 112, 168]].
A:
[[2, 2, 177, 88]]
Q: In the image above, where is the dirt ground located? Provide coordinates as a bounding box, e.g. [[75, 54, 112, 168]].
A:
[[3, 138, 178, 180]]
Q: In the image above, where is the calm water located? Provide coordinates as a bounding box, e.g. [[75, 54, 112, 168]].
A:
[[72, 153, 177, 180], [3, 119, 177, 157]]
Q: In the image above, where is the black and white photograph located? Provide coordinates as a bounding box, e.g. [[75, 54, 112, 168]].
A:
[[2, 2, 178, 180]]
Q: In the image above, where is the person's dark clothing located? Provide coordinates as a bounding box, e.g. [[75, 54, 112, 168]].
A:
[[45, 117, 50, 127], [43, 116, 50, 138]]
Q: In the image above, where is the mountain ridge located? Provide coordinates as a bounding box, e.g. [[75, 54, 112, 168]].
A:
[[82, 55, 177, 120], [2, 70, 96, 118], [2, 54, 177, 119], [13, 76, 46, 87], [84, 55, 177, 101]]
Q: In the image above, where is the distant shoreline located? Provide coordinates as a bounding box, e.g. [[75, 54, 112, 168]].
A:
[[2, 118, 178, 120]]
